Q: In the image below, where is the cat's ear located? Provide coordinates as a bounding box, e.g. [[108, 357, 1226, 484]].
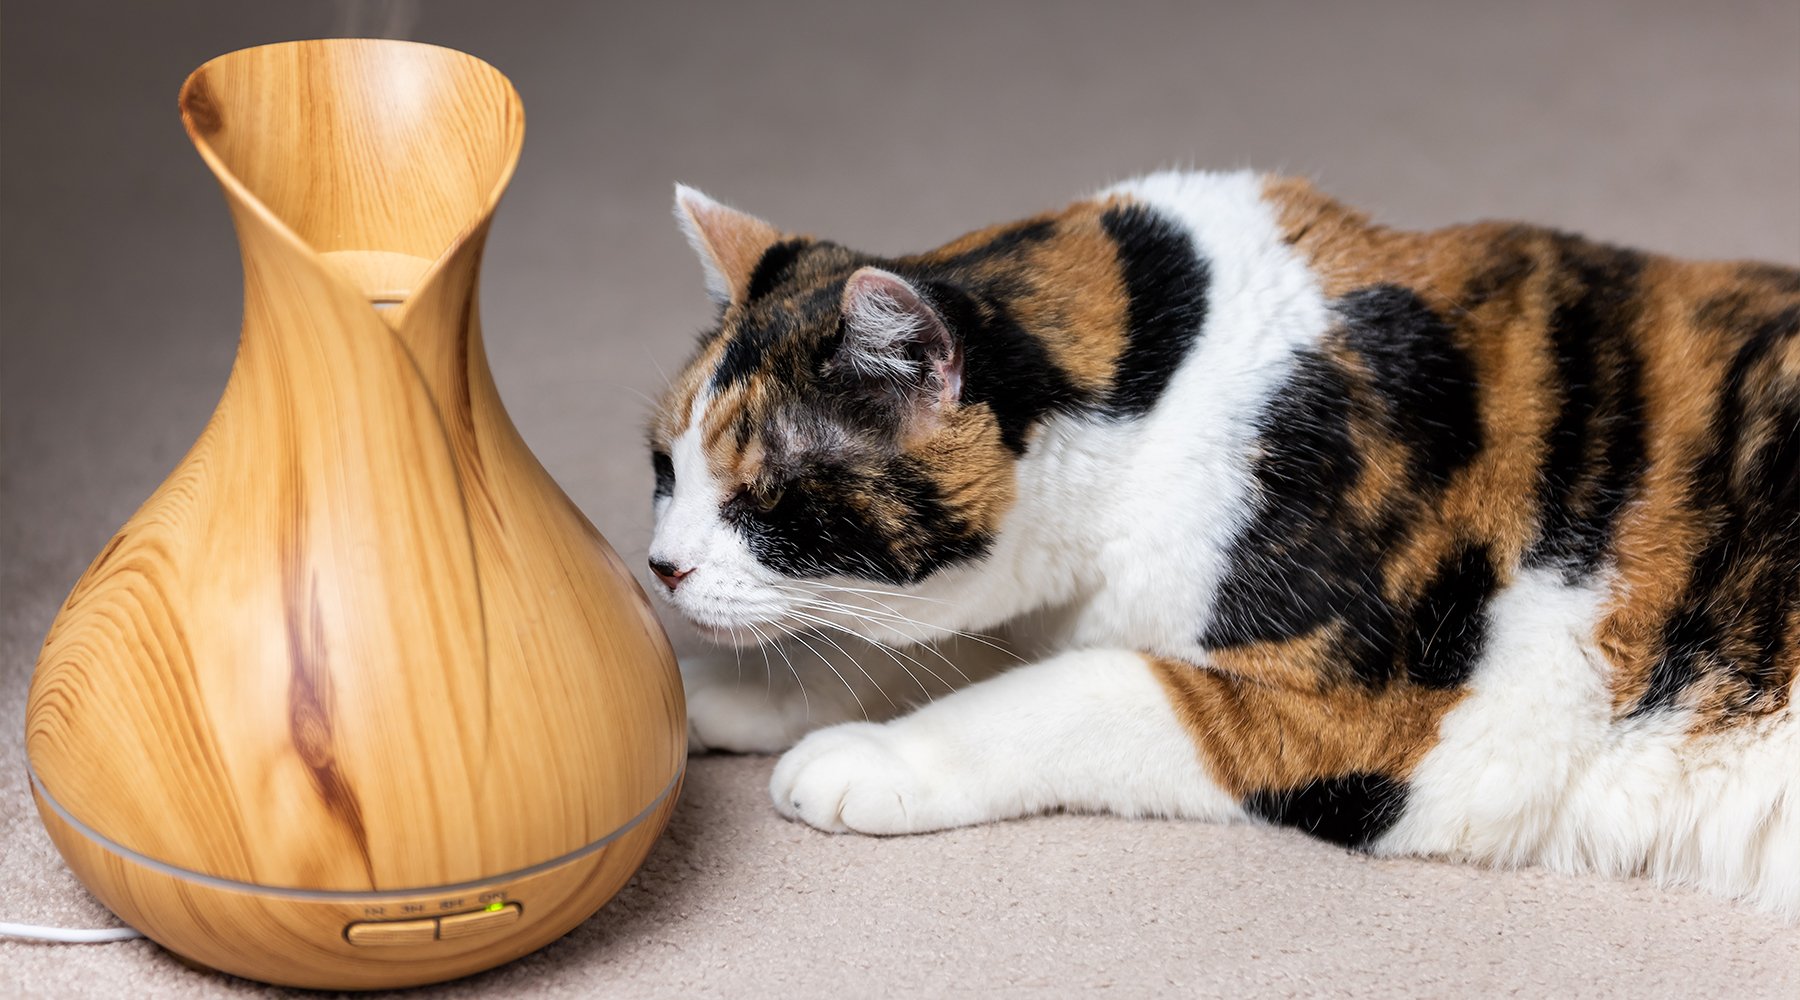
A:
[[673, 184, 782, 305], [837, 267, 963, 419]]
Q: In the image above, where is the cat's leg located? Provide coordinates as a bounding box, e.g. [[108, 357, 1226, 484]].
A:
[[682, 651, 840, 754], [770, 648, 1244, 833], [772, 646, 1465, 839]]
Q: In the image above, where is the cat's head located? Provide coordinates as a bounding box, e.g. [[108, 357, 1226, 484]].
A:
[[645, 187, 1017, 644]]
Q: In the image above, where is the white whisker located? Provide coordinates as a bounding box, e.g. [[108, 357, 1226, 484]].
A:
[[794, 606, 946, 699], [744, 620, 777, 700], [775, 585, 1023, 664], [781, 609, 895, 708], [763, 620, 811, 719], [782, 607, 910, 708], [785, 597, 976, 687], [775, 615, 867, 719], [799, 581, 954, 606]]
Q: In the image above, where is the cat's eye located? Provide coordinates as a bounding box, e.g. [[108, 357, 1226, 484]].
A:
[[753, 482, 785, 512], [652, 451, 674, 497]]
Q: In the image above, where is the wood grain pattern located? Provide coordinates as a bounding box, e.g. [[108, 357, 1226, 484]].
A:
[[24, 39, 684, 990]]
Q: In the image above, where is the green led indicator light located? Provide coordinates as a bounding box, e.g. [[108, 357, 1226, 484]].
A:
[[486, 902, 505, 912]]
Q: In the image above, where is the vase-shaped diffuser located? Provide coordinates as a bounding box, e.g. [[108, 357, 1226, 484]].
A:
[[23, 39, 685, 990]]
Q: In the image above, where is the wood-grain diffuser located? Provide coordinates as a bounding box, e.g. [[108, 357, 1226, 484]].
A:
[[23, 39, 685, 990]]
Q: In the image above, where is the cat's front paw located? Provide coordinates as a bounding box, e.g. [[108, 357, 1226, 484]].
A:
[[770, 722, 963, 834]]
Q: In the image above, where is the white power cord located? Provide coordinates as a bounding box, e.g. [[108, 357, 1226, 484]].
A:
[[0, 921, 143, 943]]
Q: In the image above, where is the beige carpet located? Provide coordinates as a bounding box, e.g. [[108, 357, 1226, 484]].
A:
[[3, 1, 1797, 997]]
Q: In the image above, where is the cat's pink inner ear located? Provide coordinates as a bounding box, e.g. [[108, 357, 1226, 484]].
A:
[[841, 267, 963, 411], [673, 184, 782, 304]]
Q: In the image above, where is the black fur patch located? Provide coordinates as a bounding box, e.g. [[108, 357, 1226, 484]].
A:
[[1244, 773, 1409, 849], [1203, 288, 1494, 690], [1196, 354, 1408, 687], [1337, 285, 1483, 486], [1404, 543, 1499, 688], [1101, 204, 1211, 416], [725, 457, 993, 584], [744, 238, 811, 302], [711, 312, 786, 389], [1202, 352, 1374, 649], [1524, 238, 1649, 581], [652, 451, 675, 499]]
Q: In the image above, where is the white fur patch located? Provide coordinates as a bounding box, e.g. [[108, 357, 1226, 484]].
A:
[[1382, 569, 1799, 918]]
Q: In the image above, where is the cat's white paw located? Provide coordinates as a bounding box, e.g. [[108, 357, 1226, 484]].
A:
[[770, 722, 962, 834], [686, 679, 808, 755]]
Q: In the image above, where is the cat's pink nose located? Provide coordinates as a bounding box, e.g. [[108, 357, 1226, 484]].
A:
[[648, 558, 694, 592]]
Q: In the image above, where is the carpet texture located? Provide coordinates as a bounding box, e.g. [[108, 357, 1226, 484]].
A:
[[3, 1, 1797, 997]]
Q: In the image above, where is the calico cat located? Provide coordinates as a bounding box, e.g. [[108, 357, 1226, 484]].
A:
[[646, 172, 1799, 917]]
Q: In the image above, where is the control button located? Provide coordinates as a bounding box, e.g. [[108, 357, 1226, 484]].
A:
[[345, 917, 437, 946], [437, 902, 522, 940]]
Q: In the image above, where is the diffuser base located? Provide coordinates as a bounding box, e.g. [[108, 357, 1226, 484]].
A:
[[33, 775, 681, 990]]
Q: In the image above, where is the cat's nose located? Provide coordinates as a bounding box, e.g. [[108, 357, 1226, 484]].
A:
[[648, 558, 694, 592]]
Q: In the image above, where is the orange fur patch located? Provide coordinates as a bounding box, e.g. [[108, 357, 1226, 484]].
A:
[[1149, 656, 1465, 797]]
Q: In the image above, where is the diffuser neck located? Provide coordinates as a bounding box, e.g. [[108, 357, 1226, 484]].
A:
[[179, 38, 522, 336]]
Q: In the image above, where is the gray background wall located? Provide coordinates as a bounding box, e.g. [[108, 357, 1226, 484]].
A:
[[5, 2, 1797, 670]]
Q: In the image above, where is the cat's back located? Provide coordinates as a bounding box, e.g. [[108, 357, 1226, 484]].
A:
[[1257, 176, 1799, 729]]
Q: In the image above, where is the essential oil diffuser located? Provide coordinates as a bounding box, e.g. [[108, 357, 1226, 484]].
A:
[[23, 39, 684, 990]]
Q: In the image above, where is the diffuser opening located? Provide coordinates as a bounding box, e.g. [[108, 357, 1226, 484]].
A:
[[178, 39, 524, 305]]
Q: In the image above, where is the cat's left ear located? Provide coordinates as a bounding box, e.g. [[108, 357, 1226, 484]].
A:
[[673, 184, 783, 305], [837, 267, 963, 419]]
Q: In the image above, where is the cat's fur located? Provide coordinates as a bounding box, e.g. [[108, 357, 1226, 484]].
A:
[[647, 172, 1799, 917]]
